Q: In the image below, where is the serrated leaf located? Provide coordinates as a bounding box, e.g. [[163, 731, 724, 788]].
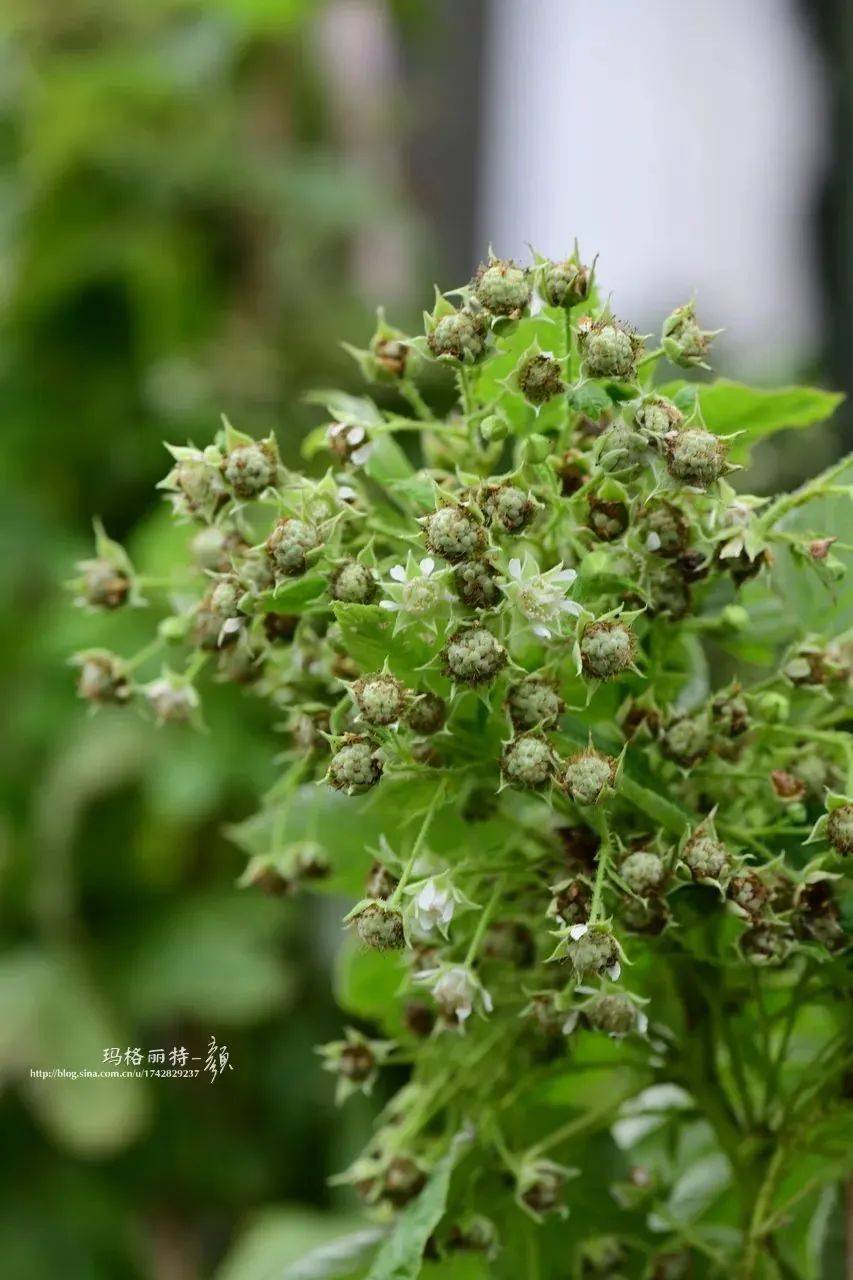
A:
[[366, 1136, 468, 1280], [281, 1227, 384, 1280]]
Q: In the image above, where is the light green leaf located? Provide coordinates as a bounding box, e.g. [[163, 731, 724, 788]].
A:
[[256, 575, 326, 614], [366, 1135, 468, 1280], [662, 379, 843, 462]]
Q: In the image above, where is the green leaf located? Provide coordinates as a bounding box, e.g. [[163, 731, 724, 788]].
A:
[[661, 379, 843, 462], [335, 940, 407, 1025], [365, 1136, 468, 1280], [256, 575, 326, 614], [619, 773, 691, 836]]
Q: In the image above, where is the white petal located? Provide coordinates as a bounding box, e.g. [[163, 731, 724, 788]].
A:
[[607, 962, 622, 981], [346, 426, 366, 445], [508, 557, 522, 579], [562, 1011, 579, 1035], [389, 564, 407, 582], [637, 1012, 649, 1034], [554, 568, 577, 583], [569, 924, 588, 940], [379, 599, 400, 611], [559, 600, 583, 616], [419, 557, 435, 576], [350, 444, 372, 466], [481, 989, 494, 1014], [533, 624, 551, 639], [646, 531, 662, 552]]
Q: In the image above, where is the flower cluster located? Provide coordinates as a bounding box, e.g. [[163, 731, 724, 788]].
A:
[[72, 247, 851, 1278]]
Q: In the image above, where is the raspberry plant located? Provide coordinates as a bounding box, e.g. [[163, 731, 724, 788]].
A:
[[73, 249, 852, 1280]]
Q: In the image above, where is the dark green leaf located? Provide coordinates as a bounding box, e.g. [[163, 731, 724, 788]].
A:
[[256, 576, 326, 614], [366, 1136, 468, 1280]]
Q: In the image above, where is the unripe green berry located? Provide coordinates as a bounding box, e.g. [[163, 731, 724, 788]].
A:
[[540, 257, 591, 309], [427, 308, 487, 363], [266, 517, 319, 578], [354, 902, 405, 950], [728, 873, 769, 918], [329, 560, 377, 604], [741, 924, 794, 967], [587, 497, 629, 542], [223, 443, 276, 498], [562, 750, 616, 806], [507, 677, 563, 730], [353, 673, 408, 726], [406, 691, 446, 735], [827, 803, 853, 855], [634, 396, 684, 440], [517, 353, 564, 405], [473, 258, 531, 318], [501, 735, 555, 789], [423, 506, 486, 563], [662, 302, 715, 368], [665, 429, 727, 488], [566, 927, 621, 979], [443, 627, 507, 684], [210, 577, 242, 621], [683, 833, 730, 882], [578, 319, 642, 380], [328, 735, 383, 794], [642, 503, 690, 558], [453, 559, 499, 609], [660, 716, 710, 767], [580, 620, 636, 680], [585, 993, 639, 1036], [481, 484, 537, 533], [621, 850, 665, 896]]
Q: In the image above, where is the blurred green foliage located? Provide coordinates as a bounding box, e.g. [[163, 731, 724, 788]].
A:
[[0, 1, 416, 1275]]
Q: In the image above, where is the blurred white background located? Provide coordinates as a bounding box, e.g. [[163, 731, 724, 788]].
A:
[[478, 0, 828, 376]]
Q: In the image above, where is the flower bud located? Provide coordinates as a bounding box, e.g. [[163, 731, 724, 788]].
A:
[[328, 735, 383, 794], [827, 802, 853, 855], [507, 677, 563, 730], [561, 750, 616, 806], [502, 734, 555, 789], [472, 257, 531, 319], [585, 993, 641, 1036], [660, 716, 710, 768], [403, 999, 435, 1038], [520, 433, 551, 464], [711, 688, 749, 739], [74, 651, 131, 706], [740, 924, 794, 967], [727, 873, 769, 919], [662, 302, 717, 368], [382, 1156, 426, 1207], [353, 901, 405, 950], [443, 627, 507, 685], [634, 396, 684, 440], [516, 352, 564, 406], [266, 518, 319, 578], [565, 926, 621, 980], [580, 619, 636, 680], [518, 1161, 568, 1218], [423, 506, 486, 563], [406, 691, 447, 736], [480, 414, 510, 442], [353, 673, 408, 726], [145, 673, 200, 724], [664, 428, 727, 488], [79, 558, 130, 610], [329, 560, 377, 604]]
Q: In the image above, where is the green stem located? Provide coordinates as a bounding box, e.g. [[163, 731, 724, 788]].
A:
[[588, 810, 611, 923], [464, 875, 504, 966], [456, 366, 474, 417], [388, 780, 446, 906], [760, 452, 852, 530], [739, 1138, 789, 1280], [400, 378, 431, 421], [125, 637, 166, 674]]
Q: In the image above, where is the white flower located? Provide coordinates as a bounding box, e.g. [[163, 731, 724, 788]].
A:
[[417, 964, 493, 1029], [410, 879, 455, 934], [379, 553, 450, 623], [500, 555, 581, 639], [568, 923, 588, 940]]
